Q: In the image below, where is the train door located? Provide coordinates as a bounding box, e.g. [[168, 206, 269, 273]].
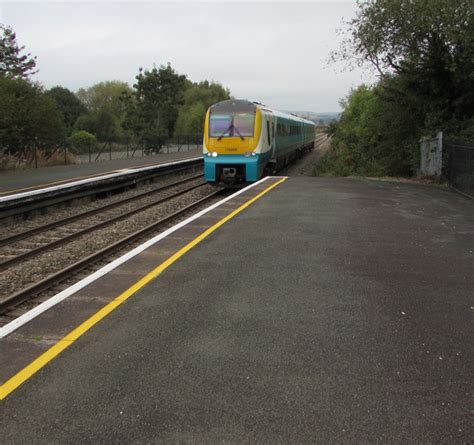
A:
[[266, 112, 276, 158]]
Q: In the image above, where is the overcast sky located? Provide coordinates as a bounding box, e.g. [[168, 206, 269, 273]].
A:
[[1, 1, 375, 112]]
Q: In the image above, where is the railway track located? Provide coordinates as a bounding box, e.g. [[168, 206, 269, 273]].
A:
[[313, 133, 329, 148], [0, 173, 204, 269], [0, 138, 326, 324], [0, 173, 224, 321], [0, 157, 203, 221]]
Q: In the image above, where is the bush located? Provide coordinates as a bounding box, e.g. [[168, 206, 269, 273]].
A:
[[142, 128, 166, 154], [68, 130, 96, 154]]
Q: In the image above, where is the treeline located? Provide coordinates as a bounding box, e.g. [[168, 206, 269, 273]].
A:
[[317, 0, 474, 177], [0, 24, 230, 164]]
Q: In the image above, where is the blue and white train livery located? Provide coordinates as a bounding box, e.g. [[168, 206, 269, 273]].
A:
[[203, 99, 316, 184]]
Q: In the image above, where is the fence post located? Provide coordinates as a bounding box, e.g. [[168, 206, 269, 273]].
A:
[[34, 146, 38, 168], [419, 131, 443, 178], [437, 131, 443, 177], [469, 145, 473, 180], [88, 141, 92, 163], [64, 146, 68, 165]]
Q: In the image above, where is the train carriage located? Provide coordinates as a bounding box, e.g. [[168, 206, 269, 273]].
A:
[[203, 99, 316, 184]]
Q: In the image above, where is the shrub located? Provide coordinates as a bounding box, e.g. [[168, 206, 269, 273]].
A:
[[68, 130, 96, 154]]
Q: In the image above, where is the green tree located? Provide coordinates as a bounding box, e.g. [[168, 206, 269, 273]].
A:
[[0, 77, 65, 157], [134, 63, 188, 139], [324, 0, 474, 176], [74, 109, 120, 143], [317, 82, 424, 177], [0, 24, 37, 79], [175, 80, 230, 134], [76, 81, 132, 144], [332, 0, 474, 126], [77, 80, 132, 117], [47, 86, 87, 135], [68, 130, 96, 154]]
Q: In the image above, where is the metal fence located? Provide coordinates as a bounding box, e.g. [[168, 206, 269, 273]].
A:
[[444, 142, 474, 196], [73, 134, 203, 164], [1, 134, 203, 169], [419, 132, 474, 196]]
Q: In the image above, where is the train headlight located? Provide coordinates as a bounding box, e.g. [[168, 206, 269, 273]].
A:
[[206, 152, 212, 157], [244, 151, 252, 157], [211, 152, 218, 157]]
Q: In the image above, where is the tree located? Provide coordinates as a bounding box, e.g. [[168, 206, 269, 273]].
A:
[[47, 86, 87, 135], [77, 80, 132, 117], [74, 109, 120, 143], [175, 81, 230, 134], [0, 78, 65, 157], [316, 81, 425, 177], [332, 0, 474, 124], [324, 0, 474, 177], [134, 63, 188, 139], [0, 24, 37, 79], [76, 81, 132, 144]]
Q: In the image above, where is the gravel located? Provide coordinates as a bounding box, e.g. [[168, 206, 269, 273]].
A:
[[0, 176, 205, 260], [0, 179, 216, 301], [281, 135, 330, 177], [0, 168, 201, 237]]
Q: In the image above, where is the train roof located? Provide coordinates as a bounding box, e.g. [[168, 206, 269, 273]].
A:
[[209, 99, 256, 114], [209, 99, 315, 127], [265, 108, 315, 126]]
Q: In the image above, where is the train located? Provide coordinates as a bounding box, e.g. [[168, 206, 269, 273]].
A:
[[203, 99, 316, 185]]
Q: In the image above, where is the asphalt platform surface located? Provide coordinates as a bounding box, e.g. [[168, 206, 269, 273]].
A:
[[1, 177, 473, 443], [0, 149, 201, 195]]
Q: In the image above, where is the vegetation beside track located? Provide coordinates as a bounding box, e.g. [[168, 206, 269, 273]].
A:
[[316, 0, 473, 178], [0, 24, 230, 169]]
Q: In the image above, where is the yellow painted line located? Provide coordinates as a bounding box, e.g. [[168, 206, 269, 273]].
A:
[[0, 177, 287, 400]]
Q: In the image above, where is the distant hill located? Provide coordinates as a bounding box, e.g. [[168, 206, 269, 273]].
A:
[[284, 111, 340, 124]]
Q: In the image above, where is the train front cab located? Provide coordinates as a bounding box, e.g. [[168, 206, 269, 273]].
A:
[[204, 153, 269, 184], [203, 100, 270, 185]]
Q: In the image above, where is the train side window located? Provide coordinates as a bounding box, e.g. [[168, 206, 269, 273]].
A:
[[267, 121, 271, 144]]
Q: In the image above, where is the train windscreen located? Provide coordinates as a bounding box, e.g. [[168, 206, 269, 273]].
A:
[[209, 112, 255, 138]]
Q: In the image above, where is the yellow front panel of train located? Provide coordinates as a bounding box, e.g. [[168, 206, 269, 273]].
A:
[[204, 109, 262, 155]]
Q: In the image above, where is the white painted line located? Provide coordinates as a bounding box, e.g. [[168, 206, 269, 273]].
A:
[[0, 176, 275, 338], [0, 157, 202, 203]]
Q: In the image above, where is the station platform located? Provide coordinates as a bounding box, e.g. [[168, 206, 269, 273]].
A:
[[0, 149, 201, 196], [0, 177, 473, 442]]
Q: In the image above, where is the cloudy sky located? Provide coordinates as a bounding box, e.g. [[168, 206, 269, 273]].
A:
[[1, 1, 375, 112]]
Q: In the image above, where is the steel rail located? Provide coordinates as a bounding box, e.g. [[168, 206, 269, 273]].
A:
[[0, 158, 203, 221], [0, 180, 208, 270], [0, 190, 223, 315], [0, 173, 203, 248]]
